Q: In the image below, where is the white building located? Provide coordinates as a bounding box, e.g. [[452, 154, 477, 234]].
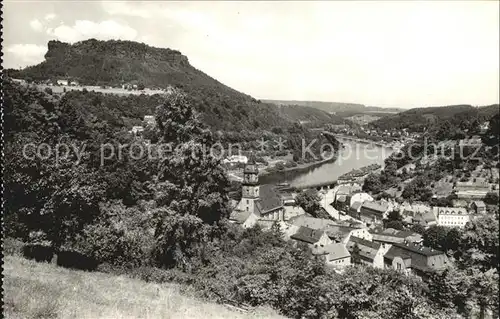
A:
[[144, 115, 156, 127], [349, 192, 374, 207], [223, 155, 248, 165], [433, 206, 470, 228], [57, 79, 69, 86], [130, 126, 144, 135]]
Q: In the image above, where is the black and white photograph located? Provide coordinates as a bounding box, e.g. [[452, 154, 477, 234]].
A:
[[1, 1, 499, 318]]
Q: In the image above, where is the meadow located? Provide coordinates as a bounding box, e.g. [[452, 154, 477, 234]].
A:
[[3, 255, 285, 319]]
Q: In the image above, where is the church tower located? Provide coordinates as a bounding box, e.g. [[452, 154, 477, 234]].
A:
[[241, 154, 259, 213]]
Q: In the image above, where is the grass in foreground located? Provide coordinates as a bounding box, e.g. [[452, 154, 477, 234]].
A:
[[3, 255, 286, 319]]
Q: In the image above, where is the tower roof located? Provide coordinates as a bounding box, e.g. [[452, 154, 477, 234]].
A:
[[247, 152, 257, 165], [244, 152, 258, 174]]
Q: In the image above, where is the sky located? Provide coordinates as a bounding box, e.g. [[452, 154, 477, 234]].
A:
[[3, 1, 499, 108]]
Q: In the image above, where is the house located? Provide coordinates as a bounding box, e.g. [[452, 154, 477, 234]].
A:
[[345, 236, 390, 268], [281, 193, 307, 221], [11, 78, 26, 85], [290, 226, 332, 249], [451, 199, 469, 208], [254, 184, 285, 227], [349, 201, 364, 217], [455, 179, 490, 199], [348, 192, 373, 207], [334, 185, 351, 210], [480, 121, 490, 134], [370, 228, 423, 245], [383, 242, 449, 277], [351, 201, 390, 225], [229, 210, 259, 228], [56, 79, 68, 86], [231, 156, 284, 229], [223, 155, 248, 165], [314, 243, 351, 268], [433, 206, 470, 228], [324, 224, 372, 244], [130, 126, 144, 135], [70, 81, 79, 86], [143, 115, 155, 127], [398, 202, 431, 216], [411, 210, 438, 228], [470, 201, 486, 214], [289, 215, 337, 229]]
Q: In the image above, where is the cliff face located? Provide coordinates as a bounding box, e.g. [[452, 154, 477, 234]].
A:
[[45, 39, 189, 66]]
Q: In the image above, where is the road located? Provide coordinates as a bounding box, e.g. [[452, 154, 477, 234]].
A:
[[317, 186, 359, 222]]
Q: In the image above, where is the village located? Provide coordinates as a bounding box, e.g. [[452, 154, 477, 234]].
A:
[[227, 153, 497, 279]]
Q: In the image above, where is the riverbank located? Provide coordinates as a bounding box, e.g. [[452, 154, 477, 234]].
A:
[[260, 154, 338, 177], [335, 134, 396, 149], [260, 140, 394, 189]]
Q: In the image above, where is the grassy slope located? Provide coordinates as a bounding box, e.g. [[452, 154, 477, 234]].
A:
[[3, 255, 286, 319]]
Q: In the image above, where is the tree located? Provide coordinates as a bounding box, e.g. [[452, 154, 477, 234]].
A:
[[363, 173, 382, 193], [151, 89, 230, 271], [351, 243, 362, 264], [459, 215, 499, 271], [427, 267, 472, 315], [386, 210, 402, 222], [423, 226, 449, 252], [295, 190, 330, 219], [137, 83, 145, 90], [484, 192, 499, 205], [386, 220, 405, 231], [410, 223, 426, 235]]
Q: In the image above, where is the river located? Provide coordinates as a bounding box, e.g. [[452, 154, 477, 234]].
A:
[[260, 140, 394, 188]]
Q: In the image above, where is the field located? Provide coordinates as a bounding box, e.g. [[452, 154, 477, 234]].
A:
[[3, 255, 286, 319]]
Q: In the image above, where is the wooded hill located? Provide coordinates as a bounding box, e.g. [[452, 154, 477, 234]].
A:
[[7, 39, 344, 132], [371, 104, 499, 132], [263, 99, 403, 117]]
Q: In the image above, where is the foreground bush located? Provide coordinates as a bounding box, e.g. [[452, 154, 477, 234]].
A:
[[56, 250, 98, 271], [22, 244, 54, 263]]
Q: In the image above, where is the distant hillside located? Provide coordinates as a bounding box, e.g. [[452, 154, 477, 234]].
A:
[[7, 39, 336, 132], [277, 104, 349, 127], [263, 99, 403, 116], [371, 104, 499, 132]]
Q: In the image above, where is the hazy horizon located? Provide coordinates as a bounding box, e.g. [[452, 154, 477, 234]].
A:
[[3, 1, 499, 109]]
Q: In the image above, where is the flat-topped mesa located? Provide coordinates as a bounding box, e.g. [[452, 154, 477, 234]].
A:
[[45, 39, 189, 65]]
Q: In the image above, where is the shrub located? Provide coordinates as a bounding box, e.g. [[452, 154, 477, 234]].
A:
[[23, 244, 54, 263], [56, 250, 98, 271], [44, 87, 53, 95], [74, 221, 154, 268], [3, 238, 25, 257]]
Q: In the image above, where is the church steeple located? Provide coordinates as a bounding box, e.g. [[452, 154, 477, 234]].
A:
[[242, 152, 259, 199], [244, 152, 258, 176]]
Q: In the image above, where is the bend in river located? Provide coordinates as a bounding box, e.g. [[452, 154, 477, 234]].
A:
[[260, 140, 393, 189]]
